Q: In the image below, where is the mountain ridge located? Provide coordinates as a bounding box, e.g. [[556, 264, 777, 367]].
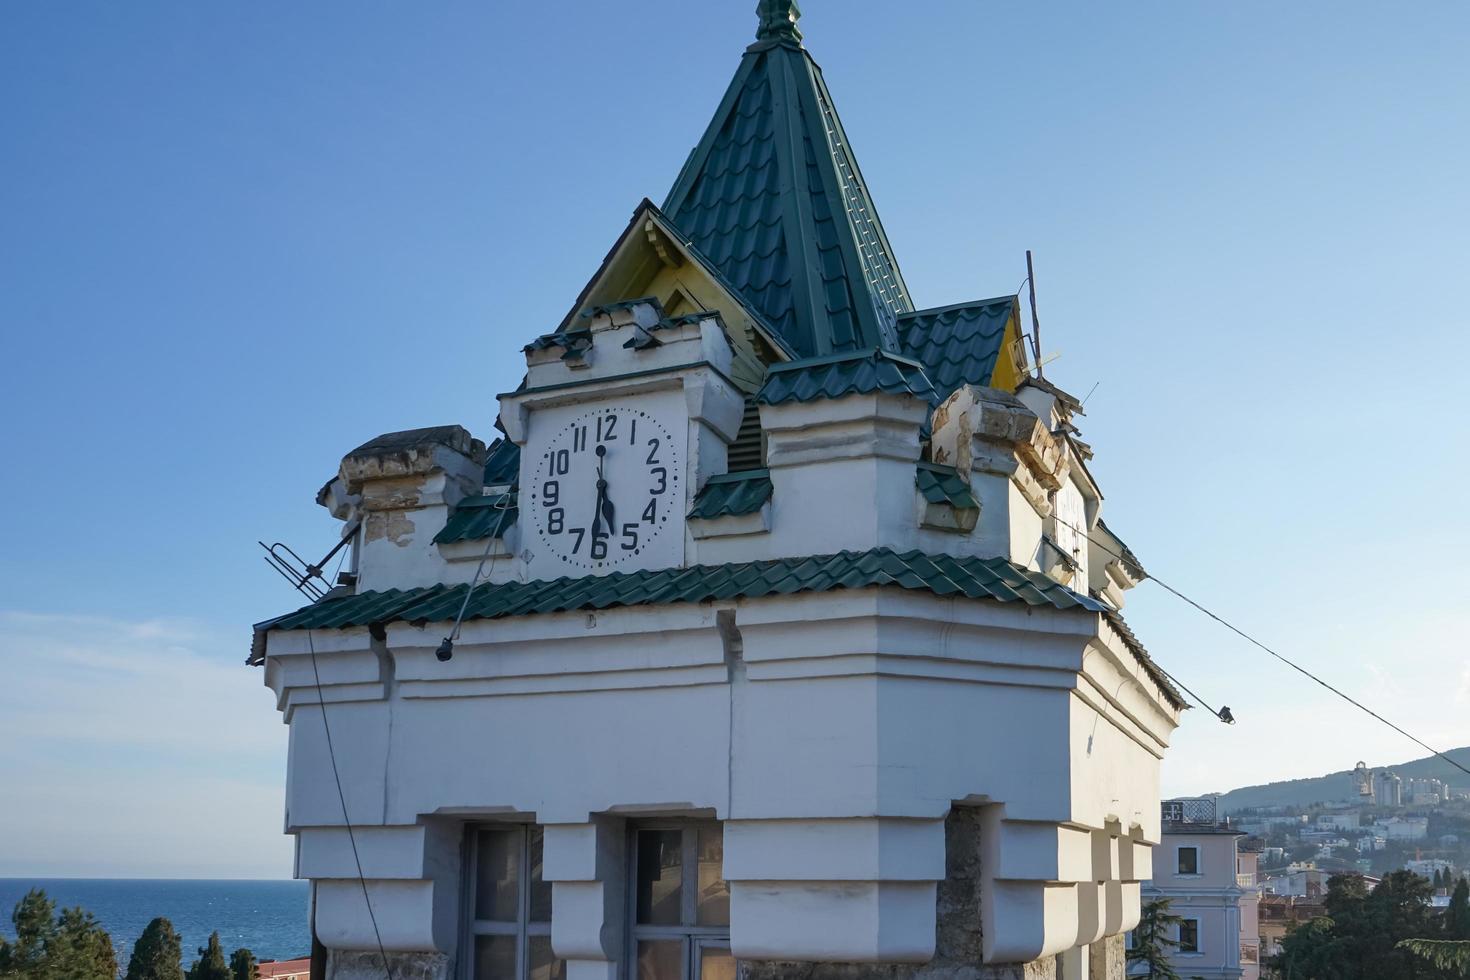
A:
[[1212, 746, 1470, 812]]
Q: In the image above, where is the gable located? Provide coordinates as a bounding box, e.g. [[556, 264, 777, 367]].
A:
[[897, 297, 1027, 399]]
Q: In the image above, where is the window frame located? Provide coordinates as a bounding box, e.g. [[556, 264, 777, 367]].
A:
[[1177, 917, 1200, 954], [625, 820, 730, 980], [1176, 845, 1200, 876], [462, 823, 559, 980]]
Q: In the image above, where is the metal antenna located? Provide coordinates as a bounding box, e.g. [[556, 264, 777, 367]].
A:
[[1026, 250, 1044, 378], [260, 519, 359, 601]]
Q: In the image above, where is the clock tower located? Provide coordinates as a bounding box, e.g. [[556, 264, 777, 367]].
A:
[[498, 278, 748, 579]]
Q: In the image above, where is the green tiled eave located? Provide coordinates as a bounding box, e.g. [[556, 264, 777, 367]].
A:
[[916, 462, 978, 510], [664, 37, 911, 359], [483, 438, 520, 487], [433, 493, 518, 544], [251, 547, 1183, 709], [689, 470, 773, 519], [758, 348, 937, 405], [897, 297, 1017, 401]]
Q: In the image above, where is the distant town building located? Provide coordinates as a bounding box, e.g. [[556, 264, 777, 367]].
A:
[[1373, 771, 1403, 807], [1315, 811, 1360, 832], [1375, 816, 1430, 840], [1406, 858, 1456, 879], [1257, 896, 1323, 963], [1136, 799, 1259, 980]]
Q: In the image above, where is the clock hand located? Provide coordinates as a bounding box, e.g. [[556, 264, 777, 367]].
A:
[[592, 446, 610, 539]]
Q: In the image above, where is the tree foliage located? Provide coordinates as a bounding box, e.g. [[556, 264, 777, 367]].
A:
[[125, 918, 185, 980], [1127, 897, 1183, 980], [227, 949, 257, 980], [1272, 871, 1470, 979], [1397, 940, 1470, 976], [184, 934, 231, 980], [0, 889, 117, 980]]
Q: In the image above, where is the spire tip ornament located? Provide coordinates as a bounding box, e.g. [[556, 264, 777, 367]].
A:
[[756, 0, 802, 44]]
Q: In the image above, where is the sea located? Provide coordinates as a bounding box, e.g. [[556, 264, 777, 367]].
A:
[[0, 879, 311, 965]]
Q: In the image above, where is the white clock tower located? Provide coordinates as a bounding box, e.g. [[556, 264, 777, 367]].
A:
[[251, 7, 1187, 980]]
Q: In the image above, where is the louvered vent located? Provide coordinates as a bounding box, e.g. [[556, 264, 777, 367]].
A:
[[726, 397, 765, 471]]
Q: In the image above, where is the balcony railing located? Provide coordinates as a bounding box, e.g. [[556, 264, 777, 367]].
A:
[[1162, 798, 1218, 825], [1238, 873, 1257, 887]]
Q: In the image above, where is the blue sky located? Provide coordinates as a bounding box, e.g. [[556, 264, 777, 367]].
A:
[[1, 1, 1466, 878]]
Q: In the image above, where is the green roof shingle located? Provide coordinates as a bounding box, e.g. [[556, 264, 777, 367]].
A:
[[253, 548, 1183, 708], [896, 297, 1017, 402], [689, 470, 773, 519], [916, 462, 978, 510], [758, 348, 937, 405], [433, 493, 518, 545], [663, 13, 911, 359]]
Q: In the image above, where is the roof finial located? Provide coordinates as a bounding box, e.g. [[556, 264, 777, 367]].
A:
[[755, 0, 802, 44]]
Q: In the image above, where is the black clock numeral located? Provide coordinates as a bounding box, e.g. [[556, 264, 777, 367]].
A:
[[629, 418, 637, 445], [621, 523, 639, 551], [542, 480, 559, 507], [547, 508, 564, 534], [642, 499, 657, 524], [598, 413, 618, 442], [650, 467, 667, 495], [569, 527, 585, 553], [573, 426, 588, 453], [646, 438, 660, 465], [590, 535, 608, 560], [551, 450, 570, 476]]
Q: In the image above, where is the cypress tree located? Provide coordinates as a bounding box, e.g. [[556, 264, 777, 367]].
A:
[[1448, 878, 1470, 941], [228, 948, 257, 980], [184, 933, 232, 980], [126, 918, 185, 980], [1126, 897, 1183, 980]]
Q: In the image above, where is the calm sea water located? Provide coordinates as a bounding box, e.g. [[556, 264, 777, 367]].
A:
[[0, 879, 310, 965]]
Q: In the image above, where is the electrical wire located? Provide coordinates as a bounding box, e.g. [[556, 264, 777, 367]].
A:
[[1053, 513, 1470, 779], [306, 630, 395, 980]]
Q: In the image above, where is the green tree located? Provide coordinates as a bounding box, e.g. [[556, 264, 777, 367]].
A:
[[227, 949, 256, 980], [48, 907, 117, 980], [0, 890, 116, 980], [125, 918, 184, 980], [1127, 897, 1183, 980], [1397, 940, 1470, 977], [184, 933, 231, 980], [1275, 916, 1343, 980], [0, 890, 58, 977], [1448, 879, 1470, 942]]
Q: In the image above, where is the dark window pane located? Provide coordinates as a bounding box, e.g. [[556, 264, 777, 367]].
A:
[[1179, 920, 1199, 953], [474, 935, 517, 980], [475, 829, 521, 922], [528, 936, 565, 980], [529, 825, 553, 923], [1177, 847, 1198, 875], [695, 825, 729, 927], [636, 940, 683, 980], [636, 829, 684, 925]]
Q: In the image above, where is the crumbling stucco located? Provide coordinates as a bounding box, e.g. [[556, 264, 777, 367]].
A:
[[328, 950, 449, 980], [737, 808, 1070, 980]]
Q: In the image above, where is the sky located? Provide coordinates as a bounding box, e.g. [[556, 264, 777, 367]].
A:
[[1, 1, 1467, 879]]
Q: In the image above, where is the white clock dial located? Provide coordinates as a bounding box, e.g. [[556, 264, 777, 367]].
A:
[[527, 408, 682, 571]]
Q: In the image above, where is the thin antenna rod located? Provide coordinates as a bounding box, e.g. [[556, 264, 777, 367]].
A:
[[1026, 250, 1044, 378]]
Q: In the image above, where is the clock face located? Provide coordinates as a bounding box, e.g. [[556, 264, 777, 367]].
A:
[[527, 407, 682, 571]]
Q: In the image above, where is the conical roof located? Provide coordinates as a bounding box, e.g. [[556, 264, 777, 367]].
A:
[[663, 3, 912, 358]]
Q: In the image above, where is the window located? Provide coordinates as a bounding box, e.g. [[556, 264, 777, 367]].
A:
[[467, 825, 564, 980], [1177, 846, 1199, 875], [629, 823, 731, 980], [1178, 919, 1199, 954]]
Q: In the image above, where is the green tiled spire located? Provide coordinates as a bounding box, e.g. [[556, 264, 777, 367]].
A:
[[663, 6, 912, 359]]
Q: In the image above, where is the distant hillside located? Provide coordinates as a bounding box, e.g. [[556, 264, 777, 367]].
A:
[[1216, 746, 1470, 813]]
